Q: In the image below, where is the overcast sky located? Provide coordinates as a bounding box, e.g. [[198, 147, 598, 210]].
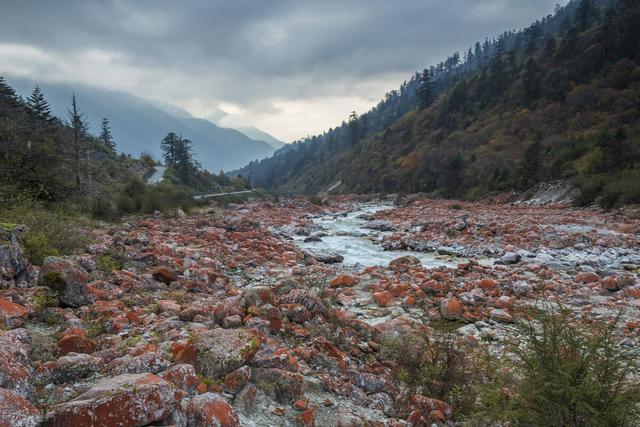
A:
[[0, 0, 561, 142]]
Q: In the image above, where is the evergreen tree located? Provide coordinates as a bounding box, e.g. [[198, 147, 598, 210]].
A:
[[26, 85, 52, 122], [522, 58, 541, 105], [576, 0, 597, 30], [100, 118, 116, 152], [520, 140, 543, 187], [161, 132, 180, 166], [416, 68, 434, 109], [67, 93, 89, 192], [0, 76, 18, 104], [443, 153, 465, 197]]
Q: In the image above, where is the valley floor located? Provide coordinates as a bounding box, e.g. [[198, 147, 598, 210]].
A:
[[0, 196, 639, 426]]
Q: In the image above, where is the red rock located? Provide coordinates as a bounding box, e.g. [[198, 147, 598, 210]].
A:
[[294, 399, 309, 410], [0, 387, 41, 427], [575, 272, 599, 284], [478, 278, 498, 292], [152, 266, 177, 284], [58, 334, 96, 355], [421, 280, 447, 296], [389, 255, 421, 271], [186, 392, 239, 427], [0, 349, 33, 400], [329, 275, 358, 287], [272, 406, 286, 416], [440, 298, 463, 320], [157, 299, 181, 313], [389, 283, 411, 297], [223, 366, 251, 394], [602, 276, 619, 291], [373, 291, 394, 307], [162, 363, 200, 393], [0, 299, 28, 328], [298, 408, 316, 427], [44, 373, 176, 426], [411, 394, 453, 420]]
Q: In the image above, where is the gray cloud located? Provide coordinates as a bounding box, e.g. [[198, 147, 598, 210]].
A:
[[0, 0, 562, 140]]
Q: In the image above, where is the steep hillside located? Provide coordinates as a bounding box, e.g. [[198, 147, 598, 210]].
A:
[[6, 79, 276, 172], [239, 0, 639, 207]]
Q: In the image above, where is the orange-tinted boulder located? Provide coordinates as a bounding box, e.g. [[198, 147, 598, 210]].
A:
[[44, 373, 176, 427], [0, 387, 41, 427], [440, 298, 463, 320], [152, 266, 177, 284], [329, 275, 359, 288], [0, 298, 28, 328], [373, 291, 394, 307], [186, 392, 239, 427], [58, 334, 96, 355]]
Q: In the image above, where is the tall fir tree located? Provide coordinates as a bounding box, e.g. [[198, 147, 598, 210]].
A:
[[161, 132, 180, 166], [100, 118, 116, 152], [0, 76, 18, 104], [67, 93, 90, 192], [26, 85, 52, 122], [576, 0, 597, 31], [416, 68, 434, 109]]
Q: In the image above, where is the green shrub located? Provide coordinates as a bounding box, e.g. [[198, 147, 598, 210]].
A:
[[474, 307, 640, 426], [33, 293, 59, 309], [22, 231, 60, 265], [42, 310, 64, 326], [0, 197, 88, 265], [380, 331, 491, 417], [97, 254, 123, 273]]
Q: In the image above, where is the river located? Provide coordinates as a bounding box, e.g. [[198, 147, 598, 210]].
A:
[[292, 204, 458, 269]]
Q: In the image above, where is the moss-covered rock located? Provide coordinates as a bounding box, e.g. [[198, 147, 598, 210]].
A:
[[39, 256, 92, 307], [180, 329, 261, 379]]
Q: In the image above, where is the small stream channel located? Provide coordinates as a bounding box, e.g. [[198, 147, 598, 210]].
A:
[[292, 204, 458, 269]]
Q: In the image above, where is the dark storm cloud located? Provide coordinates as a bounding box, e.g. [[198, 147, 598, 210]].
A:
[[0, 0, 562, 139]]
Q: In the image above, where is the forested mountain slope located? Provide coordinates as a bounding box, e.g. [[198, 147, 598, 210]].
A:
[[238, 0, 640, 207]]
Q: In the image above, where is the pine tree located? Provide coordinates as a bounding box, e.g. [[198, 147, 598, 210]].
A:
[[416, 68, 434, 109], [520, 140, 543, 187], [26, 85, 52, 122], [0, 76, 18, 104], [161, 132, 180, 166], [67, 93, 89, 192], [576, 0, 597, 31], [100, 118, 116, 152]]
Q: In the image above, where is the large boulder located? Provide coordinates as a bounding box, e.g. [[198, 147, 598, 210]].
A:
[[305, 250, 344, 264], [41, 353, 104, 384], [363, 220, 395, 232], [0, 224, 30, 283], [178, 328, 260, 378], [0, 348, 34, 400], [388, 255, 422, 271], [186, 392, 239, 427], [0, 298, 28, 328], [0, 388, 41, 427], [44, 373, 176, 427], [39, 256, 92, 307]]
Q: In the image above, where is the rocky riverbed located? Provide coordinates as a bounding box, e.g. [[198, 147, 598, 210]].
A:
[[0, 196, 638, 426]]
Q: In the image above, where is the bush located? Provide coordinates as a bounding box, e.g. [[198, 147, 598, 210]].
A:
[[97, 254, 123, 273], [22, 231, 60, 265], [475, 307, 640, 426], [380, 331, 494, 418], [0, 196, 88, 265]]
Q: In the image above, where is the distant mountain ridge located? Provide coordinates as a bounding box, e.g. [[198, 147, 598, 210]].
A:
[[6, 77, 277, 172]]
